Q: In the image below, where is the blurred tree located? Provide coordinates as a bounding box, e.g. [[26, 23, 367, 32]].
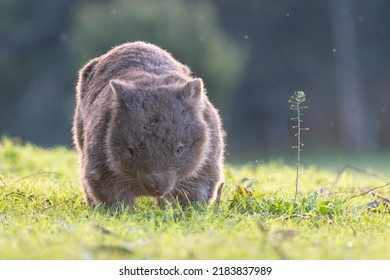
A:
[[0, 0, 76, 146], [330, 0, 377, 152], [0, 0, 245, 147], [212, 0, 390, 160], [212, 0, 336, 159], [67, 0, 247, 109]]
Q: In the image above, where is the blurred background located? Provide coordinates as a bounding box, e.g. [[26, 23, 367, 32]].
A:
[[1, 0, 389, 165]]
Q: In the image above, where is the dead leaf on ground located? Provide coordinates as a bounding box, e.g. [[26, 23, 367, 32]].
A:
[[95, 243, 134, 254], [315, 186, 336, 197], [236, 178, 255, 195], [372, 193, 390, 204], [366, 201, 379, 209], [93, 225, 117, 236], [366, 193, 390, 209], [273, 229, 297, 240]]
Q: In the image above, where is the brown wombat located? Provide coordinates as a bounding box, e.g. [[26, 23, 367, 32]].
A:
[[72, 41, 224, 208]]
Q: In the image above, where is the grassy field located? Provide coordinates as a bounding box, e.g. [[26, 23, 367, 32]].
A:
[[0, 137, 389, 260]]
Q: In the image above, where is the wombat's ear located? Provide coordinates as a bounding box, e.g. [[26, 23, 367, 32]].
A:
[[182, 78, 204, 103], [110, 79, 136, 102]]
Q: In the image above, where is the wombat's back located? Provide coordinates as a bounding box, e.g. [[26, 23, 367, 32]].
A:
[[77, 42, 191, 101]]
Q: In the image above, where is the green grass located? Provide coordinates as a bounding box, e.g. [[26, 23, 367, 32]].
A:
[[1, 137, 390, 259]]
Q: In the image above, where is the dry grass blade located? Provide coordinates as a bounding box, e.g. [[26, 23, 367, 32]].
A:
[[214, 182, 224, 213], [332, 165, 389, 189], [40, 195, 80, 211], [348, 182, 390, 200], [15, 171, 62, 183]]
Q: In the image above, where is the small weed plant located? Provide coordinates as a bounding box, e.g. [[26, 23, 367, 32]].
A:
[[289, 91, 309, 201]]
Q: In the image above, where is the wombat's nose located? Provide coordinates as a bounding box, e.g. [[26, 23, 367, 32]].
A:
[[143, 171, 171, 190]]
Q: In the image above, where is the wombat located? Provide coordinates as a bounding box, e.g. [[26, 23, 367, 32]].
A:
[[72, 41, 224, 208]]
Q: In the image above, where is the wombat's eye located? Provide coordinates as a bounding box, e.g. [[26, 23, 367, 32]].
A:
[[175, 143, 185, 156], [128, 147, 135, 156]]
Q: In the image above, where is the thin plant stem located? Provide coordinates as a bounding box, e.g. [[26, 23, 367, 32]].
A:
[[295, 102, 301, 201], [289, 91, 308, 202]]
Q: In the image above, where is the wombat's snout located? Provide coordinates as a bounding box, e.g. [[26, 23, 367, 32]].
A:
[[140, 171, 176, 197]]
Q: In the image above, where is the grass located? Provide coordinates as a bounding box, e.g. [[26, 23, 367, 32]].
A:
[[0, 137, 390, 260]]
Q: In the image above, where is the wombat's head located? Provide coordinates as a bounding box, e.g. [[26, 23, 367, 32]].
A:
[[107, 78, 210, 197]]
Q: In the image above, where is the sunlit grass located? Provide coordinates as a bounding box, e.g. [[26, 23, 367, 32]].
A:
[[0, 137, 389, 259]]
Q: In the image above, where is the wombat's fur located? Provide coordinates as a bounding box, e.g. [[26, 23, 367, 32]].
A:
[[72, 41, 224, 208]]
